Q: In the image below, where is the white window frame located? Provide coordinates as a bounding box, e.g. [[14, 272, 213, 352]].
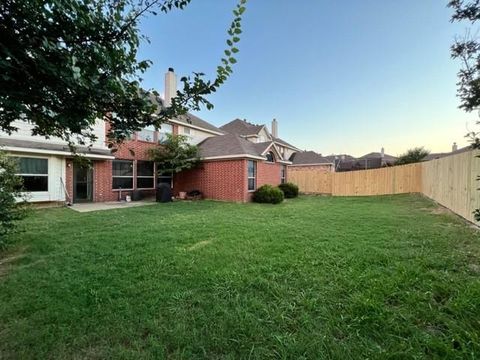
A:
[[136, 161, 155, 190], [158, 123, 173, 143], [247, 160, 256, 192], [137, 125, 156, 142], [14, 156, 49, 193], [112, 160, 134, 191], [281, 165, 286, 184]]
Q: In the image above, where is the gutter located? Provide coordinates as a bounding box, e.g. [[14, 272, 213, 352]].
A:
[[1, 146, 115, 160]]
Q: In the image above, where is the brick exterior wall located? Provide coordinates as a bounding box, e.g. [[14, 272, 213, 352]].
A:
[[173, 160, 248, 202], [68, 122, 288, 203], [173, 159, 285, 203], [257, 161, 284, 187]]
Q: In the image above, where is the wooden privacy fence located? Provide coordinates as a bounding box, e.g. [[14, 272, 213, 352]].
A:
[[288, 149, 480, 223]]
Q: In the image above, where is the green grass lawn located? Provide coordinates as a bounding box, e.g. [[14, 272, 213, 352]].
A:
[[1, 195, 479, 359]]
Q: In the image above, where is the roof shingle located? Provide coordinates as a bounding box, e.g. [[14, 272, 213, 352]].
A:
[[290, 151, 333, 165]]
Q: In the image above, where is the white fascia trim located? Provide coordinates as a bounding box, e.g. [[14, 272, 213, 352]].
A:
[[289, 163, 334, 167], [259, 142, 276, 155], [2, 146, 115, 159], [152, 116, 224, 136], [273, 141, 300, 152], [278, 160, 293, 165], [201, 154, 266, 161]]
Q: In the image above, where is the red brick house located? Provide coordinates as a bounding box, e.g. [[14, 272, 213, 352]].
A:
[[0, 69, 297, 203]]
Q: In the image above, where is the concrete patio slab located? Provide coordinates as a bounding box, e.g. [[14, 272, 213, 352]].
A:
[[69, 200, 156, 213]]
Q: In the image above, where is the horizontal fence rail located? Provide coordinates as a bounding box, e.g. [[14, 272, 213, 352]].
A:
[[288, 150, 479, 223]]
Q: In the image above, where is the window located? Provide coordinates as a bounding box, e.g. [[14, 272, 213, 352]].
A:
[[281, 165, 287, 184], [183, 127, 191, 135], [15, 157, 48, 192], [136, 161, 155, 189], [112, 160, 133, 189], [247, 160, 256, 191], [137, 125, 156, 142], [266, 151, 275, 163], [158, 123, 173, 143]]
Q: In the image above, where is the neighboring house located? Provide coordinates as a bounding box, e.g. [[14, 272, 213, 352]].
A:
[[324, 154, 357, 172], [425, 142, 471, 161], [0, 68, 293, 204], [357, 148, 397, 169], [289, 151, 334, 172], [326, 148, 397, 172]]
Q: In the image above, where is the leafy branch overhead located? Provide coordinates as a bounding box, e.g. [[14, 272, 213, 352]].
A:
[[0, 0, 247, 146], [449, 0, 480, 147]]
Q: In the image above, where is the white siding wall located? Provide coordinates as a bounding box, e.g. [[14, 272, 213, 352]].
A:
[[178, 125, 216, 145], [14, 153, 66, 202], [1, 119, 107, 149]]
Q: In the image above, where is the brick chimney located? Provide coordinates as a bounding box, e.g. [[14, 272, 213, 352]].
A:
[[164, 67, 177, 107], [452, 142, 458, 152], [271, 118, 278, 138]]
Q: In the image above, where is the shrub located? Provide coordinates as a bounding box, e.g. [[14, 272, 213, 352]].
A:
[[278, 182, 299, 198], [252, 185, 284, 204], [0, 152, 28, 248]]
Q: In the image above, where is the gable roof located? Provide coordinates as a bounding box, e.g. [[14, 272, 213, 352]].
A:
[[198, 134, 265, 159], [220, 118, 300, 151], [220, 119, 265, 136], [289, 151, 333, 165], [273, 136, 300, 151], [198, 134, 291, 163]]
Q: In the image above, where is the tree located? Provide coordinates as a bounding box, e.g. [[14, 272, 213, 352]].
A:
[[0, 0, 247, 147], [449, 0, 480, 220], [395, 147, 430, 165], [147, 134, 200, 175], [0, 152, 28, 247]]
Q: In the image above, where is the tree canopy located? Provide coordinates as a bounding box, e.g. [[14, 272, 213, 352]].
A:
[[147, 133, 200, 174], [395, 147, 430, 166], [449, 0, 480, 148], [0, 0, 247, 146]]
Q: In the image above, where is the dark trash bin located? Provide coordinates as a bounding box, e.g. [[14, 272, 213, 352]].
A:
[[156, 183, 172, 203], [131, 190, 143, 201]]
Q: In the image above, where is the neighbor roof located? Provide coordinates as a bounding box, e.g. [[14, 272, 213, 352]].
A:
[[358, 152, 397, 162], [324, 154, 356, 162], [220, 119, 264, 136], [425, 145, 472, 161], [289, 151, 333, 165]]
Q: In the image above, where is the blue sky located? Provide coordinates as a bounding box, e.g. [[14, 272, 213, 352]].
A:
[[137, 0, 475, 156]]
